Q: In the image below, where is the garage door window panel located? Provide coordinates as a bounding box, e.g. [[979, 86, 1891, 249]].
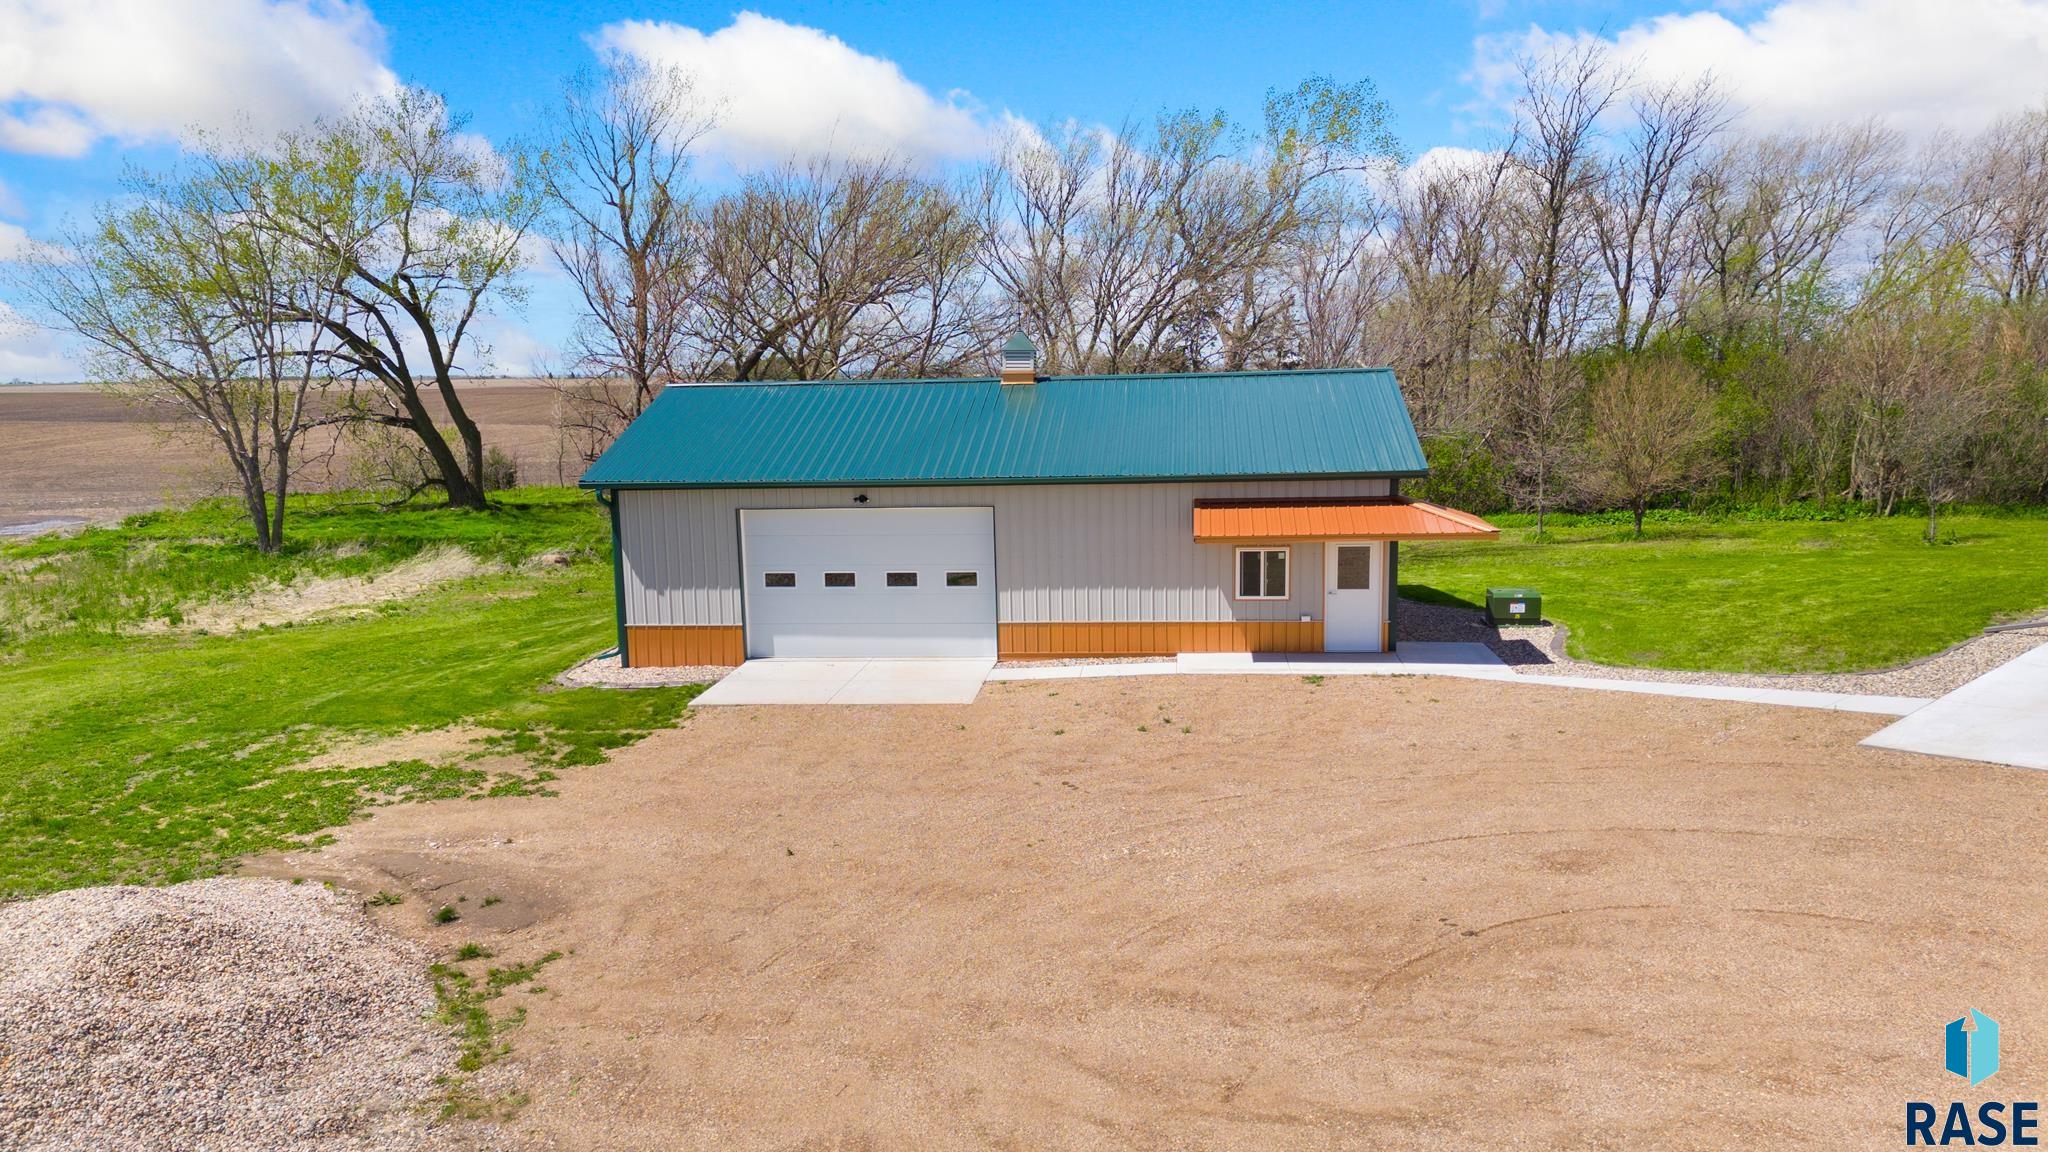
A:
[[824, 572, 856, 588], [886, 572, 918, 587]]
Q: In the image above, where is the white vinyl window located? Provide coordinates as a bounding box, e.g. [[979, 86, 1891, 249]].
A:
[[1235, 547, 1290, 600]]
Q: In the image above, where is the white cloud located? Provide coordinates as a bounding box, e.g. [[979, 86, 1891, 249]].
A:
[[0, 178, 24, 257], [0, 0, 398, 157], [0, 106, 96, 156], [1474, 0, 2048, 136], [1401, 145, 1506, 187], [590, 12, 995, 167], [0, 221, 29, 261], [469, 318, 560, 378], [0, 302, 77, 381]]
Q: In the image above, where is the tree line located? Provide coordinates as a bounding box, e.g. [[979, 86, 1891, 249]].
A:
[[12, 45, 2048, 549]]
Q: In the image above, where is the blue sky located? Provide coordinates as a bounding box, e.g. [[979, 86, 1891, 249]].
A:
[[3, 0, 2044, 379]]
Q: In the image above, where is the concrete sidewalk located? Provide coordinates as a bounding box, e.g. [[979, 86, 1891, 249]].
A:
[[689, 644, 1940, 718], [988, 642, 1930, 716], [1861, 643, 2048, 769]]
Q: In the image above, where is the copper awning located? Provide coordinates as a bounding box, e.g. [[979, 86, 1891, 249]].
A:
[[1192, 497, 1500, 542]]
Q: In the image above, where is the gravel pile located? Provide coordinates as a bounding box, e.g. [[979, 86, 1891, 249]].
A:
[[0, 878, 457, 1152], [556, 651, 730, 688], [1398, 596, 2048, 697]]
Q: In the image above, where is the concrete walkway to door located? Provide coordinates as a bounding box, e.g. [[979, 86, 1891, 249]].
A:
[[692, 658, 997, 706]]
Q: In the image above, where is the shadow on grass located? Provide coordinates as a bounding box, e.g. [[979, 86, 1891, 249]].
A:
[[1397, 583, 1484, 611]]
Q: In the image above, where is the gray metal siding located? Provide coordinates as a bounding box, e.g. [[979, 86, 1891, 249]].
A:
[[616, 479, 1391, 627]]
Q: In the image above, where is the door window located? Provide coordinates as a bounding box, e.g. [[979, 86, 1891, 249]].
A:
[[1335, 546, 1372, 590]]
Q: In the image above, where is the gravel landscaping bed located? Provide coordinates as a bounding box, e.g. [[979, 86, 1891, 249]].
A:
[[0, 878, 459, 1152], [1398, 597, 2047, 697], [555, 651, 732, 688]]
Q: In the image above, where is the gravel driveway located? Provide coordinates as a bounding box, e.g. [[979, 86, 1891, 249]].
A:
[[253, 675, 2048, 1150]]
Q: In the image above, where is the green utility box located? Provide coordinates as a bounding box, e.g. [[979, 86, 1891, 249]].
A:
[[1486, 587, 1541, 626]]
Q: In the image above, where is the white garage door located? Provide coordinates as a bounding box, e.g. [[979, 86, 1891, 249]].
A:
[[740, 507, 998, 659]]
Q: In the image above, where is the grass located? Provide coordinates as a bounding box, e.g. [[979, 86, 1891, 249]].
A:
[[429, 947, 564, 1120], [7, 487, 2042, 897], [0, 488, 698, 899], [0, 488, 609, 645], [1399, 507, 2048, 673]]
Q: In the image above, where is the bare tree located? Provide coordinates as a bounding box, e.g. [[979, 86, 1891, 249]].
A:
[[1688, 123, 1897, 348], [1948, 106, 2048, 305], [540, 59, 715, 457], [1498, 44, 1621, 533], [1898, 344, 2000, 543], [1580, 355, 1720, 535], [13, 168, 348, 551], [977, 77, 1397, 374], [1381, 149, 1515, 438], [978, 115, 1243, 373], [1834, 239, 1999, 535], [1592, 74, 1730, 352], [696, 156, 993, 380], [1282, 188, 1394, 369]]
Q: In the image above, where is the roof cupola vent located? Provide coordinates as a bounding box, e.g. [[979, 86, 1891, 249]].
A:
[[1000, 332, 1037, 385]]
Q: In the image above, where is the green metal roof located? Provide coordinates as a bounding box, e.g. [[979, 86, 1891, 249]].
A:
[[579, 367, 1429, 489], [1002, 332, 1036, 354]]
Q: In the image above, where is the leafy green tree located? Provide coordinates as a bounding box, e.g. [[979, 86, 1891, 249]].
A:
[[213, 88, 542, 509], [13, 168, 348, 551]]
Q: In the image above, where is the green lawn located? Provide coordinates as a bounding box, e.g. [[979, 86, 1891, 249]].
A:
[[7, 492, 2046, 899], [1399, 509, 2048, 673], [0, 490, 696, 899]]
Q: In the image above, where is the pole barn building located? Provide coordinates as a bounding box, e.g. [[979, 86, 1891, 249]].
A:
[[581, 341, 1497, 667]]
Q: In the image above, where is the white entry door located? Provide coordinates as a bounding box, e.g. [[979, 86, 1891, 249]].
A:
[[740, 507, 997, 659], [1323, 541, 1385, 652]]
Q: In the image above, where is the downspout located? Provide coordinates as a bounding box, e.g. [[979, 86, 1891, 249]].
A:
[[1386, 541, 1399, 654], [1386, 479, 1399, 653], [594, 488, 630, 669]]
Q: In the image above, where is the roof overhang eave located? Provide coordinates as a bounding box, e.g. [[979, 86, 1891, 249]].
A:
[[1195, 529, 1500, 543], [1189, 496, 1501, 543], [578, 469, 1430, 490]]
